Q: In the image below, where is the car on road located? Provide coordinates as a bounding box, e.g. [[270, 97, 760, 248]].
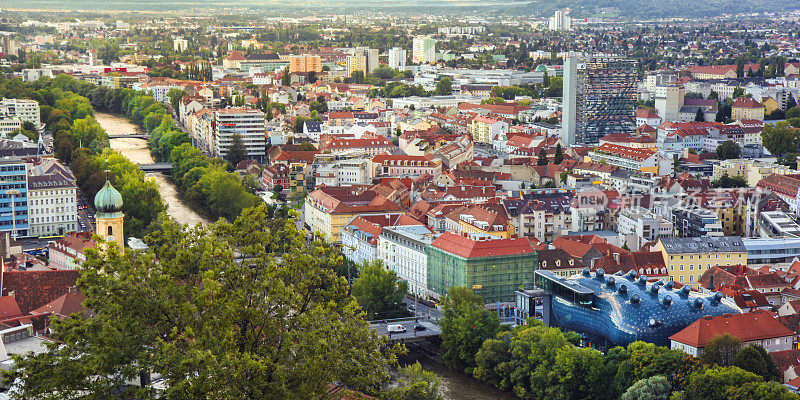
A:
[[387, 324, 406, 333], [407, 304, 416, 312], [413, 325, 427, 332]]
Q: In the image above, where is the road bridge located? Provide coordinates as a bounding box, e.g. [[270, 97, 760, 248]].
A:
[[369, 317, 441, 344], [138, 163, 173, 173], [108, 134, 149, 139]]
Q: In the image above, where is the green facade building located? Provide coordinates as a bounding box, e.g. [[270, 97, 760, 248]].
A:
[[426, 232, 538, 303]]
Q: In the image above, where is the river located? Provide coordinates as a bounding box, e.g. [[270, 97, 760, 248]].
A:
[[96, 112, 509, 399], [94, 112, 210, 227], [399, 352, 518, 400]]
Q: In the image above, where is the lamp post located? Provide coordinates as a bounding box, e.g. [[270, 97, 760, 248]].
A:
[[2, 189, 21, 298], [5, 189, 21, 240]]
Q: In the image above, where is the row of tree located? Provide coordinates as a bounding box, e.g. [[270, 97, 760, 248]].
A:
[[169, 143, 261, 222], [0, 76, 165, 238], [438, 287, 796, 400]]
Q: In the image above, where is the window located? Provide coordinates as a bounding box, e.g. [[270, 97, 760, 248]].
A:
[[107, 226, 113, 236]]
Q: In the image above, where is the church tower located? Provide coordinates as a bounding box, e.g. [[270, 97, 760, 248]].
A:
[[94, 178, 124, 253]]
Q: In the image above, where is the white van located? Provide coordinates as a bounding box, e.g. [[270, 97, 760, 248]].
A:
[[387, 324, 406, 333]]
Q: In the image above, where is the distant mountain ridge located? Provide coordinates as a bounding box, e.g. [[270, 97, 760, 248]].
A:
[[4, 0, 798, 18], [524, 0, 797, 18]]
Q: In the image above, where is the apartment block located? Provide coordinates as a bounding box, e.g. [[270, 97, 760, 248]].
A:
[[211, 108, 266, 161]]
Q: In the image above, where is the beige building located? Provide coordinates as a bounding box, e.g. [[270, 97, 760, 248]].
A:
[[732, 97, 766, 121], [303, 186, 404, 243], [712, 159, 793, 186], [289, 54, 322, 73]]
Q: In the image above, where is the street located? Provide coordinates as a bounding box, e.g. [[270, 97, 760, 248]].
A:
[[369, 318, 441, 341], [403, 297, 443, 320]]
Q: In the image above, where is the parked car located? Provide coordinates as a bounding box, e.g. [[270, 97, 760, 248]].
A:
[[413, 324, 427, 332], [387, 324, 406, 333]]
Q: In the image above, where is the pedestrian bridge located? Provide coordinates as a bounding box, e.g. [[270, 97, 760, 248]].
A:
[[369, 317, 442, 344], [108, 134, 149, 139], [138, 163, 173, 173]]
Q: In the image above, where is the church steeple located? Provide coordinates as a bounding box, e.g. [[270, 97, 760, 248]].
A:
[[94, 174, 125, 253]]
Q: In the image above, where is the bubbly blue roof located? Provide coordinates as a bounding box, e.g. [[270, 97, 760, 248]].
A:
[[542, 268, 742, 347]]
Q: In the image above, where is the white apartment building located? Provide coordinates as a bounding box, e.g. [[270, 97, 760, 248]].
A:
[[654, 85, 684, 122], [0, 116, 21, 137], [314, 158, 372, 186], [378, 225, 435, 297], [211, 108, 266, 161], [1, 98, 41, 126], [548, 10, 572, 31], [412, 36, 437, 64], [388, 47, 407, 69], [617, 206, 674, 250], [27, 159, 78, 237], [173, 37, 188, 52]]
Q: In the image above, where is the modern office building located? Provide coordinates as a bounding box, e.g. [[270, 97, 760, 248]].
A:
[[388, 47, 407, 69], [742, 237, 800, 270], [0, 158, 29, 238], [0, 98, 41, 126], [426, 231, 537, 303], [671, 206, 724, 238], [562, 56, 638, 146], [211, 108, 266, 161], [654, 85, 684, 122], [412, 36, 437, 64], [535, 269, 741, 348], [617, 207, 674, 250]]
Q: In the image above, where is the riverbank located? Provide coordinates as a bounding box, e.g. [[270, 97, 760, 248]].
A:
[[399, 350, 518, 400], [95, 112, 210, 226]]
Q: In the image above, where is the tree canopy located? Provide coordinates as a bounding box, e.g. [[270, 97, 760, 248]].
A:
[[5, 206, 400, 399]]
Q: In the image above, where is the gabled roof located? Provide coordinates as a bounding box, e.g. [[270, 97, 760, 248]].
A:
[[670, 310, 793, 348], [2, 270, 81, 314], [430, 231, 534, 259], [732, 97, 764, 109], [30, 291, 89, 319]]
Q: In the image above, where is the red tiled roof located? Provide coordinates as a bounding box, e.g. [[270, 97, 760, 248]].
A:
[[772, 349, 800, 374], [669, 310, 794, 348], [30, 291, 89, 319], [636, 108, 659, 119], [430, 231, 534, 259], [594, 143, 655, 162], [2, 270, 80, 314], [732, 97, 765, 109], [0, 296, 24, 321], [757, 174, 800, 200], [226, 51, 246, 61]]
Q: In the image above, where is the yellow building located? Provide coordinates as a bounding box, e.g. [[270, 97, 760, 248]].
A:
[[346, 55, 367, 77], [94, 179, 125, 253], [456, 205, 515, 239], [712, 159, 793, 186], [289, 54, 322, 73], [731, 97, 766, 121], [303, 186, 404, 243], [762, 97, 779, 116], [654, 237, 747, 287]]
